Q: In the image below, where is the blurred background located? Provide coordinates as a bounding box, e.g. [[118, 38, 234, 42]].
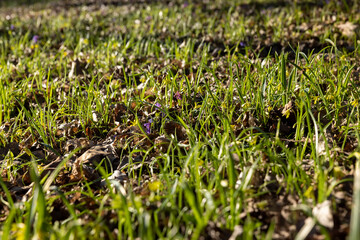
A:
[[0, 0, 357, 8]]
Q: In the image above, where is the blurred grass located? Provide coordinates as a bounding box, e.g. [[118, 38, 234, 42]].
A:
[[0, 0, 57, 7]]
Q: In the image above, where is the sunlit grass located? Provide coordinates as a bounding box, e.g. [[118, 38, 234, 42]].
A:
[[0, 0, 359, 239]]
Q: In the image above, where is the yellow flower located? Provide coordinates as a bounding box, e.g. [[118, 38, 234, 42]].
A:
[[312, 96, 319, 104], [249, 136, 257, 146], [194, 102, 201, 109], [326, 94, 334, 101], [163, 77, 171, 85], [304, 186, 314, 199], [37, 164, 45, 173], [282, 109, 291, 118], [351, 99, 358, 106], [130, 119, 138, 126], [148, 180, 162, 191], [11, 223, 26, 240]]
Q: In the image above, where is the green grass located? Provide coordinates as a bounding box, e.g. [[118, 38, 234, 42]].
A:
[[0, 0, 359, 239]]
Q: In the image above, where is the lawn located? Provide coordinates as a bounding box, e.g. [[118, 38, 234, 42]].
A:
[[0, 0, 359, 239]]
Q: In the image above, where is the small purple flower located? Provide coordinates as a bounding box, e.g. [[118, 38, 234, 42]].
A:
[[174, 91, 182, 100], [155, 102, 161, 109], [32, 35, 39, 43], [144, 119, 152, 134], [239, 41, 246, 47], [155, 102, 166, 117], [10, 25, 15, 30], [145, 16, 152, 21], [183, 2, 189, 8]]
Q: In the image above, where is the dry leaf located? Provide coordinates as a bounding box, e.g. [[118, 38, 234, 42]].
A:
[[76, 144, 118, 166], [155, 135, 171, 153], [164, 121, 187, 141], [336, 22, 358, 37], [313, 200, 334, 229]]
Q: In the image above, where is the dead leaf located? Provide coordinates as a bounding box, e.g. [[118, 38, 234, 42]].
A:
[[64, 138, 95, 153], [336, 22, 358, 37], [163, 121, 187, 141], [70, 159, 99, 182], [155, 135, 171, 153], [76, 144, 118, 166], [313, 200, 334, 229]]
